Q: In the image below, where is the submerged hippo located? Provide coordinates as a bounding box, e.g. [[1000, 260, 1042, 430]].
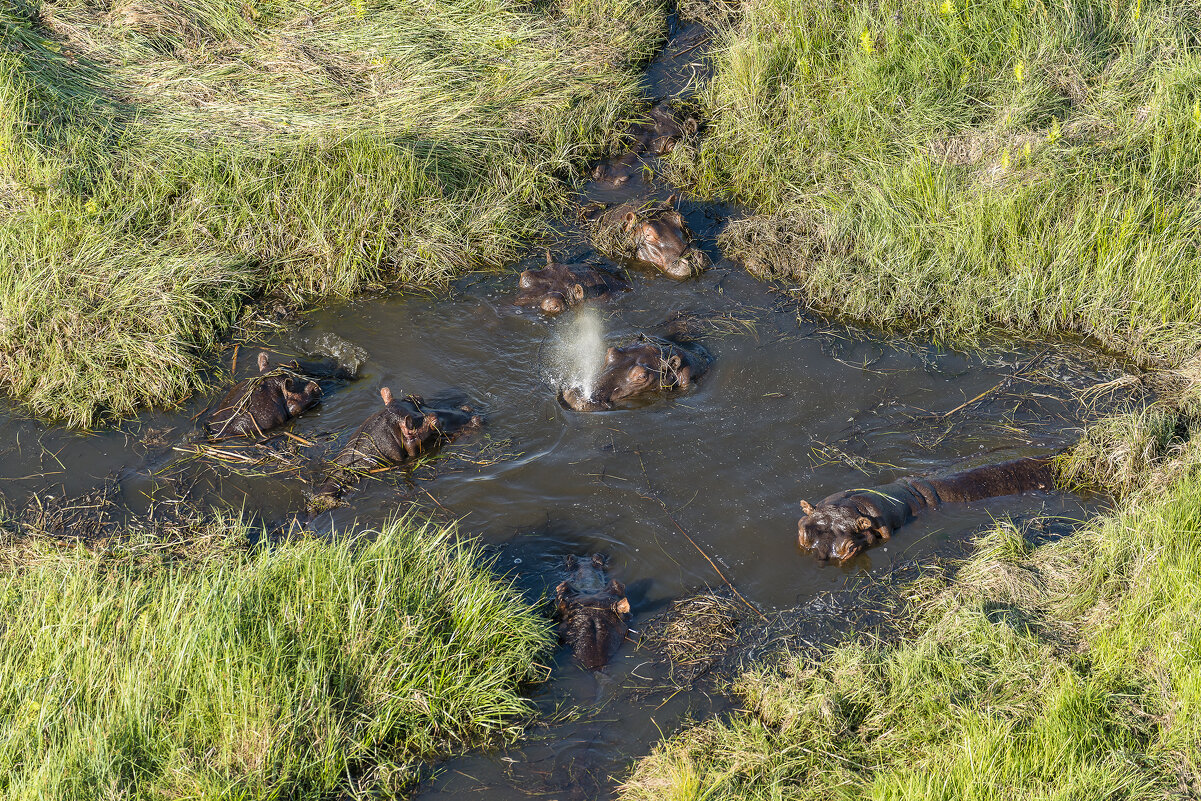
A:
[[314, 387, 482, 499], [590, 197, 710, 279], [555, 554, 631, 670], [515, 251, 631, 315], [590, 102, 700, 186], [207, 351, 322, 439], [559, 331, 711, 411], [797, 457, 1057, 562]]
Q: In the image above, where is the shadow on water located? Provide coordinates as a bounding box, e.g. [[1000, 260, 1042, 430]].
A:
[[0, 16, 1145, 801]]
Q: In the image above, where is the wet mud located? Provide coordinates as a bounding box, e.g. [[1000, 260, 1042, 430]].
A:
[[0, 16, 1144, 801]]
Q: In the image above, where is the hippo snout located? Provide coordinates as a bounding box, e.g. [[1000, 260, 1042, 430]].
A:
[[559, 387, 612, 412], [664, 248, 710, 280]]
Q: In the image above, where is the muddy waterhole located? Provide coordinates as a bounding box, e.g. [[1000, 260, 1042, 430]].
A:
[[0, 20, 1139, 801]]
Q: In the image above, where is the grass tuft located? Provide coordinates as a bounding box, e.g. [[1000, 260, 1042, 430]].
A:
[[0, 510, 553, 799], [671, 0, 1201, 366]]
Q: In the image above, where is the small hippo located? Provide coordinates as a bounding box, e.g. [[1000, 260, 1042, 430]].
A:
[[515, 251, 631, 315], [314, 387, 482, 499], [207, 351, 322, 439], [555, 555, 631, 670], [589, 102, 700, 185], [559, 331, 711, 411], [797, 457, 1057, 562], [591, 197, 710, 279]]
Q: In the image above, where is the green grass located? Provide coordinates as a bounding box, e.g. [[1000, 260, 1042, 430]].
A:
[[0, 0, 667, 426], [621, 427, 1201, 800], [668, 0, 1201, 366], [0, 511, 553, 799]]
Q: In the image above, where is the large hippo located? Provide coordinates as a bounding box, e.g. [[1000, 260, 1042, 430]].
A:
[[515, 251, 631, 315], [207, 351, 322, 439], [797, 457, 1057, 562], [591, 102, 700, 186], [559, 331, 711, 411], [555, 554, 632, 670], [314, 387, 482, 499], [589, 197, 710, 279]]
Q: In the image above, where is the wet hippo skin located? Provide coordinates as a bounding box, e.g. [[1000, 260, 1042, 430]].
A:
[[555, 555, 632, 670], [515, 252, 631, 315], [797, 457, 1057, 562], [207, 351, 322, 439]]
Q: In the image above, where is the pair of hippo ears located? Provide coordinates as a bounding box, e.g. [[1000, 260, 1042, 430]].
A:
[[797, 500, 873, 532], [622, 195, 680, 231]]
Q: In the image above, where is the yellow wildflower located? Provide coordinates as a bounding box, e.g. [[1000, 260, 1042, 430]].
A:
[[939, 0, 954, 14], [860, 30, 875, 54]]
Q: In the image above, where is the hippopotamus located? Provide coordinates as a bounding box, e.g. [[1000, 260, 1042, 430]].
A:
[[590, 102, 701, 186], [590, 197, 710, 279], [207, 351, 322, 439], [515, 251, 631, 315], [797, 457, 1057, 562], [314, 387, 483, 499], [559, 331, 711, 411], [555, 554, 631, 670]]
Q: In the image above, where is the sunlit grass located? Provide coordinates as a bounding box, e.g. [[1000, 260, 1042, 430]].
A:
[[0, 0, 667, 425], [0, 511, 553, 799]]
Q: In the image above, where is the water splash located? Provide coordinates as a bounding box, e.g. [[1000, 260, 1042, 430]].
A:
[[547, 306, 606, 400]]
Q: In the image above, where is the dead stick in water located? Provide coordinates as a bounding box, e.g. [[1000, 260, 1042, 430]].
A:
[[231, 343, 240, 373], [282, 431, 314, 446], [635, 451, 763, 619]]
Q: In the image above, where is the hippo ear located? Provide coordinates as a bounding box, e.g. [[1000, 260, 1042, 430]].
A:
[[857, 516, 874, 531], [306, 380, 322, 397], [546, 249, 554, 266], [622, 212, 638, 232], [399, 415, 417, 435], [555, 581, 571, 609], [684, 117, 699, 135], [665, 353, 682, 372], [800, 500, 815, 515], [606, 346, 619, 364], [257, 351, 270, 373], [615, 597, 631, 615], [380, 387, 393, 406], [666, 193, 679, 207], [571, 283, 585, 302]]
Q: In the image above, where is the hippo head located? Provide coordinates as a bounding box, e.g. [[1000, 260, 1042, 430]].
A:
[[399, 412, 440, 458], [560, 342, 691, 411], [516, 254, 590, 315], [645, 104, 700, 155], [556, 578, 631, 671], [624, 199, 710, 279], [280, 376, 323, 416], [797, 500, 880, 562]]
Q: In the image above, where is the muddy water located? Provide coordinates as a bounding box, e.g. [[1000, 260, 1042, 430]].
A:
[[0, 17, 1137, 801]]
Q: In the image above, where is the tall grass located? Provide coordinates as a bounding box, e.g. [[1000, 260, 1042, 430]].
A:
[[0, 0, 667, 426], [671, 0, 1201, 366], [0, 512, 553, 799], [621, 448, 1201, 800]]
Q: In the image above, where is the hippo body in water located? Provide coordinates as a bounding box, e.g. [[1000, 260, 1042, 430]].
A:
[[207, 351, 322, 439], [313, 388, 482, 500], [560, 330, 711, 411], [515, 252, 631, 315], [590, 102, 700, 186], [797, 457, 1057, 562], [590, 197, 709, 279], [555, 555, 631, 670]]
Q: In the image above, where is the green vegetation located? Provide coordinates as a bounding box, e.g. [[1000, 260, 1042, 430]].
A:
[[0, 512, 553, 799], [0, 0, 666, 426], [669, 0, 1201, 366], [621, 391, 1201, 799]]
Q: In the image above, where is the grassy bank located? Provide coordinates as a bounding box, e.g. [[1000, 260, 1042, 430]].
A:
[[670, 0, 1201, 366], [0, 511, 553, 799], [0, 0, 666, 426], [621, 383, 1201, 800]]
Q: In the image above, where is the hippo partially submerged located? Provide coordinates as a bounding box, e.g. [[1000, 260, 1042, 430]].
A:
[[797, 457, 1057, 562], [589, 197, 710, 279], [555, 554, 631, 670], [515, 251, 631, 315], [559, 330, 711, 411], [207, 351, 322, 439], [590, 102, 700, 186], [314, 387, 482, 500]]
